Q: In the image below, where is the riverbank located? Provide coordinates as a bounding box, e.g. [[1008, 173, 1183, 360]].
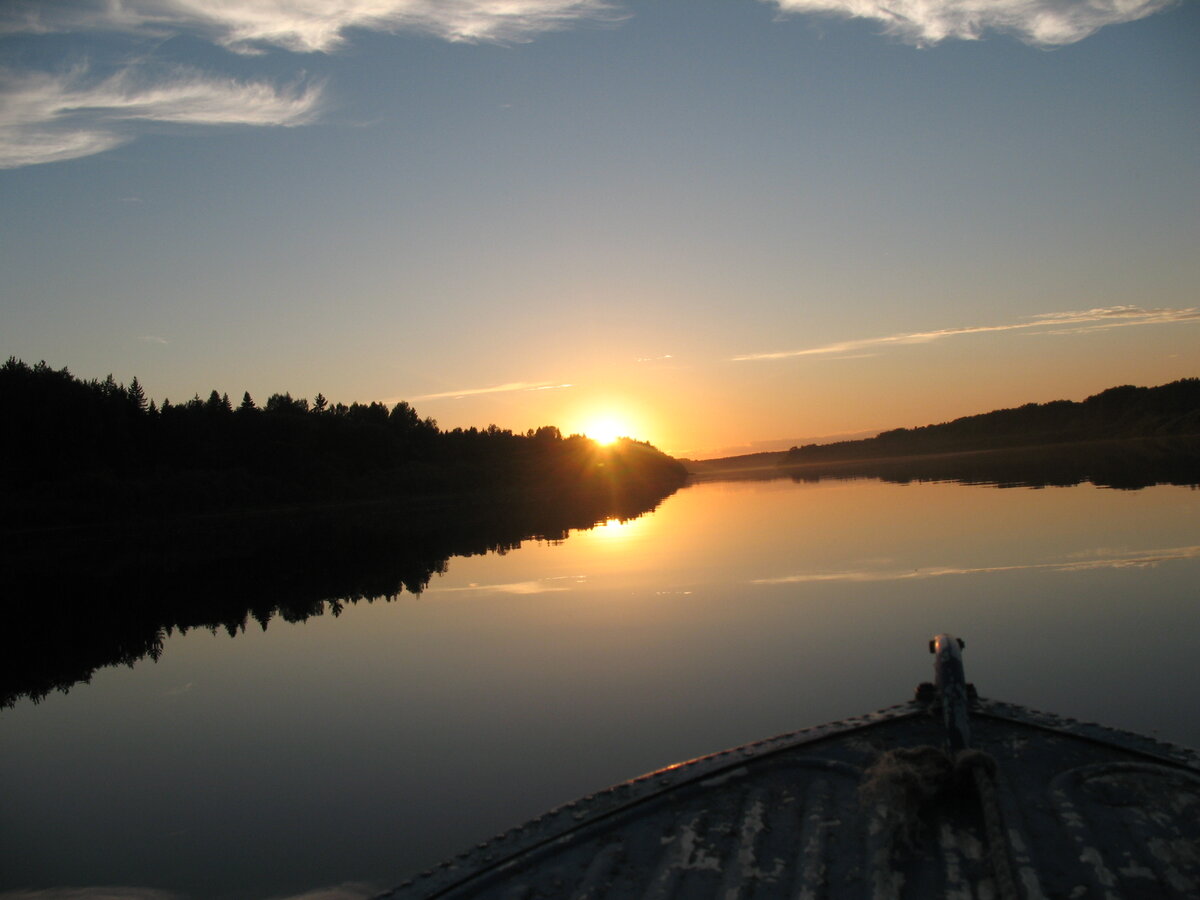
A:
[[684, 435, 1200, 490]]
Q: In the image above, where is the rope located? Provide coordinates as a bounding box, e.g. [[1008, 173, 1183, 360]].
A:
[[859, 746, 1021, 900], [957, 750, 1020, 900]]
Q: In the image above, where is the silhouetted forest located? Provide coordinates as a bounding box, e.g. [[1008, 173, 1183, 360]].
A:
[[0, 357, 691, 706], [783, 379, 1200, 469], [1, 357, 687, 527]]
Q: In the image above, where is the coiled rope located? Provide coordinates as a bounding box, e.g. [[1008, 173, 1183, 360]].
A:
[[859, 745, 1020, 900]]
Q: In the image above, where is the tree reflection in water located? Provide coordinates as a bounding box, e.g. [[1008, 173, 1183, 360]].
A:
[[5, 438, 1196, 709], [782, 437, 1200, 491], [1, 482, 679, 709]]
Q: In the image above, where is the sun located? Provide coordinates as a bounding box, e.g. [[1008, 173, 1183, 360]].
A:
[[584, 417, 626, 445]]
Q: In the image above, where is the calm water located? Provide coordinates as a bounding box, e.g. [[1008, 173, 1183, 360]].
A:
[[3, 476, 1198, 899]]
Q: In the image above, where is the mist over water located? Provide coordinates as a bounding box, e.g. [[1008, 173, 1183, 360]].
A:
[[3, 475, 1198, 899]]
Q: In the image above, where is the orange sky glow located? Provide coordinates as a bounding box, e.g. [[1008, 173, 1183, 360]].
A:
[[3, 1, 1197, 458]]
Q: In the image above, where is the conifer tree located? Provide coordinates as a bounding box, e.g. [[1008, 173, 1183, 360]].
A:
[[128, 376, 147, 412]]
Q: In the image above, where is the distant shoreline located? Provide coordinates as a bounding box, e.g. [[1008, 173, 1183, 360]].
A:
[[683, 434, 1200, 487], [685, 378, 1200, 483]]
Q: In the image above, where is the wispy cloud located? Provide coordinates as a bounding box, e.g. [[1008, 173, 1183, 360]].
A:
[[3, 1, 1171, 169], [752, 545, 1200, 585], [1027, 305, 1200, 333], [0, 1, 619, 167], [763, 0, 1177, 47], [1, 1, 626, 54], [138, 334, 169, 344], [0, 66, 322, 168], [732, 305, 1200, 362], [414, 381, 573, 401]]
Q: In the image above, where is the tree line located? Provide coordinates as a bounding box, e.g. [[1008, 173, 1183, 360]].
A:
[[1, 357, 686, 526], [1, 357, 690, 706], [783, 378, 1200, 466]]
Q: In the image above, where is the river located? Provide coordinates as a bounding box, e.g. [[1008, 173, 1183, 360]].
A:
[[2, 474, 1198, 899]]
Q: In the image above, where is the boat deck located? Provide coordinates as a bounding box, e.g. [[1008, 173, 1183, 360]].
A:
[[382, 696, 1200, 899]]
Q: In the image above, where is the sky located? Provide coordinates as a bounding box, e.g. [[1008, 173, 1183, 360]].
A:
[[2, 0, 1197, 457]]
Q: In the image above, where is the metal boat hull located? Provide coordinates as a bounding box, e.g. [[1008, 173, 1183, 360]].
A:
[[383, 697, 1199, 899]]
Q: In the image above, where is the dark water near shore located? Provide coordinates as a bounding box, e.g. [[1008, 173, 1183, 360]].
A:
[[2, 475, 1198, 899]]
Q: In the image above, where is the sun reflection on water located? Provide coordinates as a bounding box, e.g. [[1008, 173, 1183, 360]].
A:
[[586, 516, 648, 544]]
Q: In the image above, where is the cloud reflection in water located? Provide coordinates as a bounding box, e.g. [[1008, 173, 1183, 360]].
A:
[[752, 545, 1200, 585], [433, 575, 588, 595]]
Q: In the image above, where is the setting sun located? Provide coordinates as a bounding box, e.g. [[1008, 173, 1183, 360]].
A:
[[584, 418, 627, 445], [561, 398, 657, 448]]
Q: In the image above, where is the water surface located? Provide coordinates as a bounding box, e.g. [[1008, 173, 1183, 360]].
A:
[[2, 477, 1198, 898]]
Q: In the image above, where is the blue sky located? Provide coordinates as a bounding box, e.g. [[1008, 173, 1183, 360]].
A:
[[2, 0, 1197, 455]]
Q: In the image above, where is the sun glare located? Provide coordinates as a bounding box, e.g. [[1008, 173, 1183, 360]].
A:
[[587, 516, 647, 543], [585, 418, 625, 445]]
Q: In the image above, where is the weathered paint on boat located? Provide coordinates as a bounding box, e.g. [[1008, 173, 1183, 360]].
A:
[[381, 637, 1200, 899]]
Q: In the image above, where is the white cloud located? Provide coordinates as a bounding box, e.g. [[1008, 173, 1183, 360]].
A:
[[414, 381, 573, 400], [752, 544, 1200, 584], [2, 1, 614, 166], [762, 0, 1177, 47], [0, 0, 1176, 167], [731, 305, 1200, 362], [1028, 304, 1200, 333], [0, 66, 322, 168], [1, 1, 626, 53]]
